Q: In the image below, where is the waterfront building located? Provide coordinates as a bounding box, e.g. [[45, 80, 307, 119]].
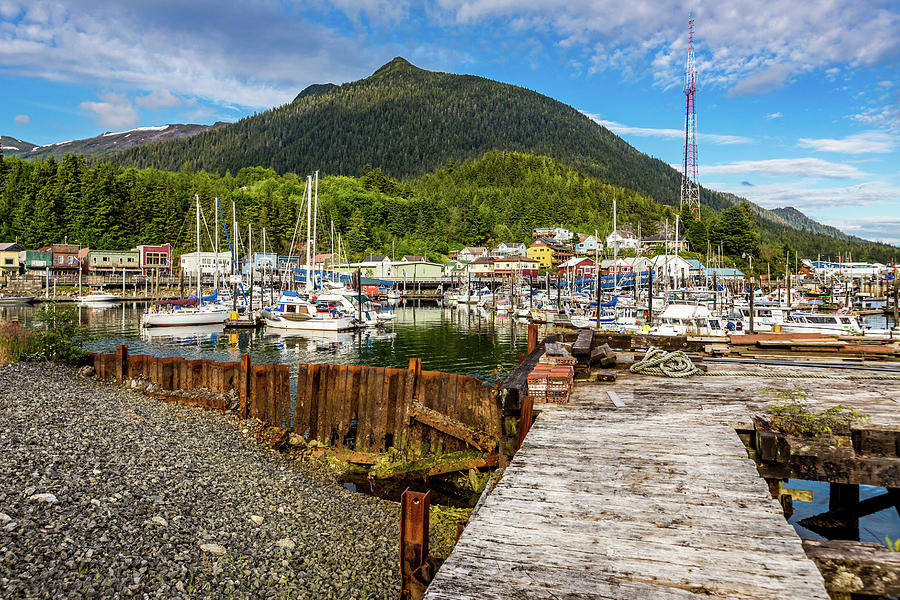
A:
[[278, 256, 300, 276], [392, 259, 444, 280], [685, 258, 705, 278], [650, 254, 692, 281], [494, 255, 539, 277], [132, 244, 172, 276], [21, 249, 52, 272], [350, 255, 393, 279], [87, 249, 141, 273], [42, 244, 82, 278], [466, 256, 496, 277], [444, 259, 468, 277], [179, 252, 233, 277], [558, 256, 597, 279], [0, 242, 23, 274], [804, 260, 887, 278]]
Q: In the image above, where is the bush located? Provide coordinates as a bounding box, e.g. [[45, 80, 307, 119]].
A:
[[27, 302, 91, 366], [0, 321, 38, 364]]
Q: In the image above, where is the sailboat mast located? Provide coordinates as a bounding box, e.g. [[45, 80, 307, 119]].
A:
[[312, 170, 319, 290], [305, 175, 313, 293], [195, 194, 201, 305], [214, 197, 219, 292]]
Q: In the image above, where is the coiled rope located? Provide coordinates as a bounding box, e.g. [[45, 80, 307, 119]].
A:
[[629, 347, 702, 378], [628, 347, 900, 380]]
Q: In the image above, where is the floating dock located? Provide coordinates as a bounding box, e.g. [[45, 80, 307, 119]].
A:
[[425, 361, 900, 599]]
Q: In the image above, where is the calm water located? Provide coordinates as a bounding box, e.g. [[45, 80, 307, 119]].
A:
[[787, 479, 900, 548], [0, 301, 530, 383]]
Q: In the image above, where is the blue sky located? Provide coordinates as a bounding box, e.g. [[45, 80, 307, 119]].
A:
[[2, 1, 899, 244]]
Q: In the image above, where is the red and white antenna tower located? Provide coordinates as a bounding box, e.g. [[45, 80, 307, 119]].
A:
[[681, 17, 701, 221]]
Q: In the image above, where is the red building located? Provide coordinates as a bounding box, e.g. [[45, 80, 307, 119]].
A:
[[132, 244, 172, 275], [558, 257, 596, 279], [40, 244, 82, 278]]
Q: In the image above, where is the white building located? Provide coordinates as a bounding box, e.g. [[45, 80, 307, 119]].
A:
[[605, 229, 640, 251], [458, 247, 489, 262], [180, 252, 233, 277], [650, 255, 692, 281], [532, 227, 573, 243], [490, 242, 527, 258], [805, 260, 887, 278]]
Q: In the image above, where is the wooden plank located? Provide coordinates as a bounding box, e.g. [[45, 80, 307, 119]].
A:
[[409, 401, 498, 453], [316, 364, 331, 445], [307, 364, 321, 441], [355, 367, 372, 452], [384, 368, 399, 449], [608, 390, 625, 407], [294, 364, 308, 435]]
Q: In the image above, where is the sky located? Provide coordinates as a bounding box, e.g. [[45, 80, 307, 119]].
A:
[[1, 0, 899, 245]]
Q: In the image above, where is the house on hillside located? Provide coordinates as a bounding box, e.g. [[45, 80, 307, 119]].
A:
[[605, 229, 640, 251], [532, 227, 573, 243], [458, 247, 488, 262], [575, 234, 601, 254], [526, 240, 554, 268], [490, 243, 527, 258], [643, 233, 688, 253]]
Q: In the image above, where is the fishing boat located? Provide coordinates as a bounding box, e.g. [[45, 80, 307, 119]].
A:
[[259, 292, 356, 331], [76, 289, 119, 304]]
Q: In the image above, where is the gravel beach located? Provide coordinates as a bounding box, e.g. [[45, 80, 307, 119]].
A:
[[0, 362, 400, 599]]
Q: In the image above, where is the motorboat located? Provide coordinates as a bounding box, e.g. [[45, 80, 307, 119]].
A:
[[0, 295, 34, 305], [76, 289, 119, 304], [650, 303, 727, 337], [143, 302, 231, 327], [259, 292, 356, 331], [780, 312, 864, 335]]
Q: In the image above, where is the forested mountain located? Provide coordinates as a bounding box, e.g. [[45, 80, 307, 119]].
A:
[[3, 124, 222, 161], [1, 151, 897, 275]]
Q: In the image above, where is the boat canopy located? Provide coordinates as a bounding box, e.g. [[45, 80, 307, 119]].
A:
[[156, 290, 219, 306]]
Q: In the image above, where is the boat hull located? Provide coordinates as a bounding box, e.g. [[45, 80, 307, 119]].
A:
[[0, 297, 34, 305], [262, 316, 356, 331], [142, 309, 230, 327]]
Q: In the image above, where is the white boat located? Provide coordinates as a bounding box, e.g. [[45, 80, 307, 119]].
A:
[[142, 194, 231, 327], [0, 296, 34, 305], [780, 312, 864, 335], [143, 303, 231, 327], [650, 304, 727, 337], [76, 289, 119, 304], [259, 292, 356, 331]]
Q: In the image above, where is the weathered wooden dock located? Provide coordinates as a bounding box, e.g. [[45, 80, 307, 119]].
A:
[[425, 363, 900, 599]]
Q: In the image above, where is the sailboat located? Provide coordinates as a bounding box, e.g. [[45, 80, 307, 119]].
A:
[[260, 173, 356, 332], [142, 196, 230, 327]]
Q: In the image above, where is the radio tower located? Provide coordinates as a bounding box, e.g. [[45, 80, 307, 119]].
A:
[[681, 17, 701, 220]]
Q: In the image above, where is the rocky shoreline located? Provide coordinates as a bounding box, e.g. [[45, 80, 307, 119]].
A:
[[0, 362, 400, 599]]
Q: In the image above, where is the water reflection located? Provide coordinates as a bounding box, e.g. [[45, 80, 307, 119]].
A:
[[1, 301, 530, 381]]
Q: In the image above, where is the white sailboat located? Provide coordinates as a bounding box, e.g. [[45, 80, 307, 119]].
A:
[[142, 195, 230, 327]]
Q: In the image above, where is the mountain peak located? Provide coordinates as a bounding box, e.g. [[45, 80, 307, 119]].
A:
[[370, 57, 423, 79]]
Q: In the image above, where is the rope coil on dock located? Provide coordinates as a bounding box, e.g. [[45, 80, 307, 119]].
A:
[[630, 347, 702, 378]]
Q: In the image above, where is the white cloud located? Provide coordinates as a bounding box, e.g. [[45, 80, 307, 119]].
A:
[[826, 216, 900, 245], [585, 115, 751, 145], [0, 1, 20, 19], [708, 180, 899, 211], [765, 112, 783, 120], [697, 158, 868, 179], [0, 1, 385, 109], [135, 89, 181, 109], [79, 93, 139, 129], [798, 130, 896, 154], [14, 114, 29, 124], [435, 1, 900, 94]]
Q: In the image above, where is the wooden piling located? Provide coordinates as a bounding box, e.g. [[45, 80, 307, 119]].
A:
[[399, 489, 431, 600], [115, 345, 128, 384]]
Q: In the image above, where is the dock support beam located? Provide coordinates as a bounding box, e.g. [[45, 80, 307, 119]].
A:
[[400, 489, 431, 600]]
